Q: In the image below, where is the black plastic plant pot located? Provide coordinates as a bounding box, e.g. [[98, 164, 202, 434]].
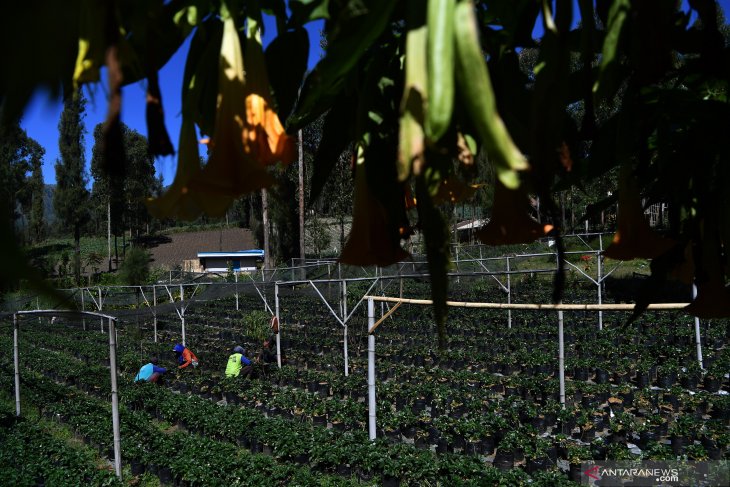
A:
[[595, 369, 610, 384], [526, 457, 551, 474], [382, 474, 400, 487], [131, 461, 145, 476], [481, 437, 495, 456], [569, 463, 583, 482], [436, 439, 451, 454], [492, 451, 514, 470], [671, 435, 685, 456], [250, 439, 262, 454], [158, 467, 172, 483], [704, 376, 721, 393]]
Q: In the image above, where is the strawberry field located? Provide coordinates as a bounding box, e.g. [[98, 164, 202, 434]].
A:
[[1, 280, 729, 486]]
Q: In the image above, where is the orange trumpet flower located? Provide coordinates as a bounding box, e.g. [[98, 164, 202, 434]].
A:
[[603, 165, 674, 260], [190, 17, 294, 208], [340, 145, 410, 266], [477, 181, 553, 245], [685, 222, 730, 318], [146, 121, 232, 220]]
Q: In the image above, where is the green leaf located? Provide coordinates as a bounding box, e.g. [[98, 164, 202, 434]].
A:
[[593, 0, 630, 101], [289, 0, 330, 24], [309, 94, 355, 203], [265, 28, 310, 120], [182, 18, 223, 135], [287, 0, 397, 129], [416, 173, 450, 350]]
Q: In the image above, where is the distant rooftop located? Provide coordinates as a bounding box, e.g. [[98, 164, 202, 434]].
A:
[[197, 250, 264, 258]]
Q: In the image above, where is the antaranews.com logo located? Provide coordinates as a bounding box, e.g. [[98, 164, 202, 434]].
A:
[[580, 461, 728, 486]]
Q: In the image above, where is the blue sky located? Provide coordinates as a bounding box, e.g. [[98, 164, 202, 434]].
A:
[[21, 1, 728, 186]]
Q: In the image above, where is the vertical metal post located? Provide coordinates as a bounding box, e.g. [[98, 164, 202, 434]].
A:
[[506, 257, 512, 329], [235, 272, 239, 311], [108, 318, 122, 479], [343, 280, 349, 377], [81, 290, 86, 330], [379, 267, 384, 317], [455, 246, 460, 284], [275, 283, 281, 369], [14, 314, 20, 416], [99, 287, 104, 332], [367, 298, 376, 440], [597, 237, 603, 330], [180, 284, 186, 346], [693, 285, 704, 370], [152, 286, 158, 343], [558, 310, 565, 409]]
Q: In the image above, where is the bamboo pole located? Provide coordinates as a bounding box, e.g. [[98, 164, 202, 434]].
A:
[[365, 296, 690, 311]]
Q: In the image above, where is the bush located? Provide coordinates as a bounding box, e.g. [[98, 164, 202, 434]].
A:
[[242, 309, 271, 342], [118, 247, 151, 286]]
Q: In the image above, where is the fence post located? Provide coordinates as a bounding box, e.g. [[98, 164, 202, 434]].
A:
[[14, 313, 20, 417], [558, 310, 565, 409], [235, 272, 239, 311], [81, 290, 86, 330], [367, 298, 376, 440], [597, 236, 603, 330], [108, 317, 122, 479], [343, 280, 349, 377], [275, 283, 282, 369], [693, 285, 704, 370], [506, 257, 512, 329], [153, 286, 158, 343], [99, 287, 104, 333], [180, 284, 186, 346]]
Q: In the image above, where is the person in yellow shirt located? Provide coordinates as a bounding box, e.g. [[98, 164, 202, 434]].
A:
[[225, 345, 253, 379]]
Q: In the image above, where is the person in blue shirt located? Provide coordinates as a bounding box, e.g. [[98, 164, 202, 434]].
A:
[[225, 346, 253, 379], [135, 357, 167, 384]]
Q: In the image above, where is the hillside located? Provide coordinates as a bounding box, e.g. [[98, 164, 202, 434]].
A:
[[149, 228, 256, 270]]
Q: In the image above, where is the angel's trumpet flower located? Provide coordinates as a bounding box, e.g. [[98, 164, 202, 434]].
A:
[[685, 278, 730, 318], [476, 181, 553, 245], [241, 18, 296, 166], [685, 223, 730, 318], [146, 120, 231, 219], [433, 178, 480, 205], [603, 165, 674, 260], [668, 243, 694, 285], [340, 145, 410, 266], [191, 17, 293, 207]]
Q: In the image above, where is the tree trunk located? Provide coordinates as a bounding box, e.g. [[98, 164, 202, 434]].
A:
[[340, 215, 345, 251], [298, 129, 305, 260], [114, 234, 119, 269], [107, 200, 112, 272], [74, 224, 81, 285], [262, 188, 270, 269]]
